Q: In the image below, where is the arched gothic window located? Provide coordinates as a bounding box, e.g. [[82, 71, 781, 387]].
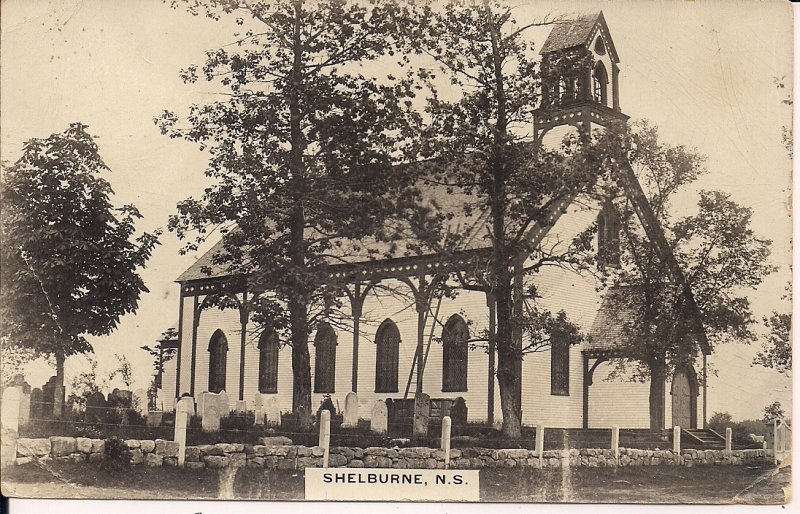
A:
[[258, 330, 279, 394], [375, 319, 401, 393], [208, 329, 228, 393], [597, 202, 621, 267], [442, 314, 469, 392], [550, 333, 570, 395], [314, 322, 337, 393], [593, 62, 608, 106]]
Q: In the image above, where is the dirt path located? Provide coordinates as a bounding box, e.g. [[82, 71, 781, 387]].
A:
[[732, 463, 791, 505]]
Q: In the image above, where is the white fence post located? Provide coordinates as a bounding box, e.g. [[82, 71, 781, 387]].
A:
[[175, 397, 190, 467], [725, 427, 732, 456], [536, 424, 545, 466], [673, 426, 681, 453], [320, 410, 331, 468], [611, 425, 619, 464], [1, 387, 21, 468], [441, 416, 452, 469]]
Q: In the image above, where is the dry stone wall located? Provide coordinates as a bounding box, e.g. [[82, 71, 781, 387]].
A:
[[11, 436, 772, 470]]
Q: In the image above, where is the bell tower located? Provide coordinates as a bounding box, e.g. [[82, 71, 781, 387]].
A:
[[534, 11, 628, 148]]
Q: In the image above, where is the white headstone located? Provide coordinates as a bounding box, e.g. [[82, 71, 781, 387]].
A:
[[196, 391, 208, 418], [236, 400, 246, 413], [202, 401, 221, 432], [1, 387, 21, 468], [370, 400, 388, 434], [264, 397, 280, 427], [218, 390, 230, 415], [253, 394, 264, 425], [343, 392, 359, 428]]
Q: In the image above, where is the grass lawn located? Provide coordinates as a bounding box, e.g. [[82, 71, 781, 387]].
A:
[[2, 460, 779, 504]]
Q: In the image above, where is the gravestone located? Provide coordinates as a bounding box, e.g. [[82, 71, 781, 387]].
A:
[[343, 392, 359, 428], [450, 397, 468, 427], [413, 392, 430, 436], [370, 400, 388, 434], [29, 388, 43, 420], [42, 376, 64, 418], [85, 391, 108, 423], [217, 390, 230, 415], [108, 388, 133, 408], [235, 400, 246, 413], [196, 391, 208, 417], [202, 399, 221, 432], [264, 397, 280, 427], [253, 394, 264, 425], [133, 389, 148, 415], [9, 376, 31, 424]]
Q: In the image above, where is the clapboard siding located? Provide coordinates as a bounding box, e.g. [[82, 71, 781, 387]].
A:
[[177, 296, 194, 398], [160, 355, 177, 411], [587, 360, 651, 428]]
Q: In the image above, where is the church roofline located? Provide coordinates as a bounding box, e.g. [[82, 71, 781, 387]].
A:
[[540, 11, 620, 64]]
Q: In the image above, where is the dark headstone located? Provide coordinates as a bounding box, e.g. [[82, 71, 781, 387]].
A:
[[451, 397, 468, 426], [413, 393, 430, 436], [42, 376, 63, 418], [85, 391, 108, 423], [30, 388, 43, 419], [10, 374, 31, 394], [108, 388, 133, 408]]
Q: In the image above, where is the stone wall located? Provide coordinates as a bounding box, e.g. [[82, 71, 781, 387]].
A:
[[12, 436, 772, 470]]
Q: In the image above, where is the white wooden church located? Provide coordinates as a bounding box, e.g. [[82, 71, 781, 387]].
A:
[[158, 12, 707, 431]]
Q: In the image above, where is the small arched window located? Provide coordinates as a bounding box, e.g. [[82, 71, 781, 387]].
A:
[[558, 77, 570, 102], [258, 331, 279, 394], [314, 322, 337, 393], [593, 62, 608, 106], [208, 329, 228, 393], [375, 319, 401, 393], [550, 333, 570, 395], [594, 36, 607, 56], [597, 202, 621, 267], [442, 314, 469, 392]]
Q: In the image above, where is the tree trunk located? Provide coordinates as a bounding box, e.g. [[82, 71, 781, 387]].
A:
[[290, 296, 312, 427], [495, 275, 522, 438], [286, 0, 312, 428], [54, 350, 65, 418], [649, 361, 666, 431]]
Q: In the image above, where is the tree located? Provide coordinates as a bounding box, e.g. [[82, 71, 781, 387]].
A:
[[159, 0, 421, 426], [762, 401, 785, 424], [0, 123, 160, 415], [401, 1, 596, 437], [0, 337, 39, 385], [753, 283, 791, 376], [598, 122, 776, 430], [108, 354, 134, 389]]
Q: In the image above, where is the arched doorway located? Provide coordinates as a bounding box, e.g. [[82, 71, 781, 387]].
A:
[[671, 366, 698, 429]]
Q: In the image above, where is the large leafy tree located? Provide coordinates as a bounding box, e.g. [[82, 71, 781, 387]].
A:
[[598, 123, 775, 430], [0, 123, 159, 414], [398, 1, 599, 437], [159, 0, 420, 425]]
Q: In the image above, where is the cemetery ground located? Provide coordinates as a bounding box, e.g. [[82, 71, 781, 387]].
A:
[[2, 458, 785, 503]]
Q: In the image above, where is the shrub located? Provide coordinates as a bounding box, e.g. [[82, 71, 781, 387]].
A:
[[104, 437, 132, 464]]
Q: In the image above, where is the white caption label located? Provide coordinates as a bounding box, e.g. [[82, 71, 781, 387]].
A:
[[305, 468, 480, 501]]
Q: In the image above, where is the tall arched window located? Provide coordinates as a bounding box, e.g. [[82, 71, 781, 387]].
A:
[[208, 329, 228, 393], [258, 330, 279, 394], [442, 314, 469, 392], [314, 322, 337, 393], [375, 319, 401, 393], [550, 333, 570, 395], [593, 62, 608, 106]]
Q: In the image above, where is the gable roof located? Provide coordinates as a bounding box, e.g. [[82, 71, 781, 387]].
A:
[[585, 285, 636, 352], [540, 11, 620, 63]]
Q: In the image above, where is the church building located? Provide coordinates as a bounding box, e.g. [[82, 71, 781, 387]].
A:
[[158, 12, 708, 431]]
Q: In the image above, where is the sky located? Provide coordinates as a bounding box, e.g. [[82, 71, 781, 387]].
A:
[[0, 0, 793, 421]]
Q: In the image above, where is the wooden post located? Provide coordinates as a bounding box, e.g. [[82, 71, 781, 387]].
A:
[[1, 387, 21, 468], [175, 397, 190, 467], [536, 424, 545, 466], [441, 416, 452, 469], [238, 292, 248, 401], [611, 425, 619, 463], [773, 419, 779, 464], [320, 410, 331, 468], [725, 427, 732, 456], [673, 426, 681, 453], [582, 354, 590, 429]]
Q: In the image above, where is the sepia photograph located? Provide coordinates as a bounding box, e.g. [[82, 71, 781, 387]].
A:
[[0, 0, 793, 507]]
